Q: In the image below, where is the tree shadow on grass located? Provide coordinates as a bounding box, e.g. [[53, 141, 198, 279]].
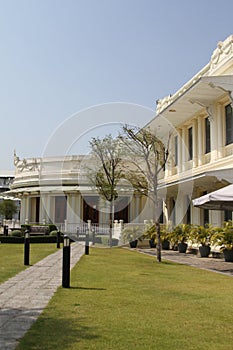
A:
[[70, 286, 106, 291], [11, 307, 101, 350]]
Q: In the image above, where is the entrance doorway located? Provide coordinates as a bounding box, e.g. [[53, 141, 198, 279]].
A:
[[83, 197, 99, 223], [55, 196, 67, 223]]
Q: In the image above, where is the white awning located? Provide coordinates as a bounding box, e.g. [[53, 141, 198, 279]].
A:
[[193, 184, 233, 210]]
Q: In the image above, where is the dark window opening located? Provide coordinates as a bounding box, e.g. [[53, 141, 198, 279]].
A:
[[55, 196, 67, 223], [224, 210, 232, 222], [188, 127, 193, 160], [174, 135, 178, 166], [205, 117, 211, 153], [225, 104, 233, 145]]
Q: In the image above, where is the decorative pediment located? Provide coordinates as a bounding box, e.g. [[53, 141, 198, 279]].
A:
[[14, 151, 40, 173]]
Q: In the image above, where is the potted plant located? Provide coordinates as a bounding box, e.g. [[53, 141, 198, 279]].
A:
[[121, 225, 143, 248], [143, 223, 171, 249], [211, 221, 233, 262], [143, 222, 157, 248], [171, 224, 192, 253], [190, 224, 213, 257], [160, 226, 170, 250]]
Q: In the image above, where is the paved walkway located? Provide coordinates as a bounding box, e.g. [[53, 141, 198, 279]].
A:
[[0, 243, 85, 350], [137, 248, 233, 277]]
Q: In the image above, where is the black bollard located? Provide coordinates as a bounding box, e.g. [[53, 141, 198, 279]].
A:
[[24, 230, 30, 266], [85, 232, 89, 255], [56, 230, 61, 249], [62, 235, 70, 288], [3, 225, 8, 236]]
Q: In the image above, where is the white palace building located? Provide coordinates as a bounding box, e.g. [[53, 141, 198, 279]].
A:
[[5, 34, 233, 230]]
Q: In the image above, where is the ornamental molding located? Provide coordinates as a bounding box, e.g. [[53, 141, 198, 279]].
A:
[[14, 151, 40, 173], [156, 34, 233, 115], [210, 35, 233, 71]]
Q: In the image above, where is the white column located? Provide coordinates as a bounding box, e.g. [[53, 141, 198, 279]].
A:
[[40, 194, 50, 224], [197, 116, 203, 166], [216, 103, 224, 159], [20, 196, 29, 224], [74, 193, 81, 223], [24, 196, 30, 223], [210, 210, 223, 227], [135, 195, 140, 223], [181, 127, 187, 172], [175, 192, 187, 225], [177, 129, 182, 173], [193, 118, 198, 167], [210, 105, 218, 163], [67, 194, 74, 224]]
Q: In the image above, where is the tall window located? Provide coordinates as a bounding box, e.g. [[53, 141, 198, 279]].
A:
[[188, 127, 193, 160], [174, 135, 178, 166], [203, 209, 209, 226], [205, 117, 211, 153], [186, 204, 191, 224], [225, 104, 233, 145], [224, 210, 232, 222], [202, 191, 209, 226]]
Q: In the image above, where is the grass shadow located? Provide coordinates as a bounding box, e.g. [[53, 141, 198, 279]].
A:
[[70, 286, 106, 291], [16, 309, 100, 350]]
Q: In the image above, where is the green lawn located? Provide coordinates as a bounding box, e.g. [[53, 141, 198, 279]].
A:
[[16, 247, 233, 350], [0, 243, 58, 284]]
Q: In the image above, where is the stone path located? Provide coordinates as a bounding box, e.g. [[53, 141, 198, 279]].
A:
[[0, 243, 84, 350], [137, 248, 233, 277]]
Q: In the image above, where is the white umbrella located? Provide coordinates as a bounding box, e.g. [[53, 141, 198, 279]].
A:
[[193, 184, 233, 210]]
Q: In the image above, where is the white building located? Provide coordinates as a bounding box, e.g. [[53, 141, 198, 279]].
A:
[[8, 154, 148, 228], [5, 34, 233, 229], [152, 34, 233, 228]]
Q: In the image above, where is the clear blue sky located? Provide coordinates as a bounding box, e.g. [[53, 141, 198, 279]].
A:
[[1, 0, 233, 170]]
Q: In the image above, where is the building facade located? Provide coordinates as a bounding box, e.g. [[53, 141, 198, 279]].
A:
[[152, 34, 233, 228], [6, 34, 233, 229], [8, 154, 150, 229]]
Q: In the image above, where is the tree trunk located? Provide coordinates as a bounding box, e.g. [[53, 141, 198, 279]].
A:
[[156, 221, 161, 262], [109, 201, 114, 247]]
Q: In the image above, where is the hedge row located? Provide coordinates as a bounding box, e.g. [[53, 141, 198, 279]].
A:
[[21, 224, 57, 233], [74, 235, 119, 246], [0, 235, 61, 244]]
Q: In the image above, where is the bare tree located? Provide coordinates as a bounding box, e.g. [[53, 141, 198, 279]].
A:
[[120, 125, 170, 262], [87, 134, 124, 246]]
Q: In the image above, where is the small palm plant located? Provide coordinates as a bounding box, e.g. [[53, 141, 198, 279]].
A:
[[191, 224, 213, 247], [143, 221, 157, 247], [211, 221, 233, 251], [191, 224, 214, 257], [170, 224, 193, 253], [211, 221, 233, 261]]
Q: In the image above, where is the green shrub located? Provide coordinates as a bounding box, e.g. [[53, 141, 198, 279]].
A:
[[0, 235, 61, 244], [11, 230, 23, 237], [21, 224, 31, 232], [29, 236, 58, 243], [48, 224, 57, 233], [50, 230, 58, 236], [0, 236, 24, 243]]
